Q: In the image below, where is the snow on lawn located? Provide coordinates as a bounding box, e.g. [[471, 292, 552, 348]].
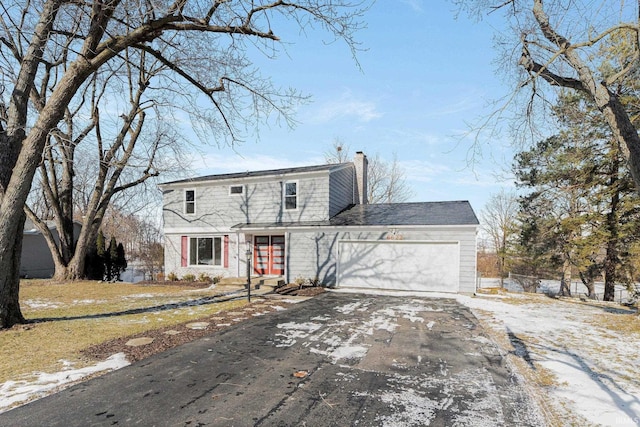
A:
[[0, 353, 129, 413], [457, 292, 640, 427]]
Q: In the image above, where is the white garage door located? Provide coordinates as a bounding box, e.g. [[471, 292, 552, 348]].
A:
[[337, 240, 460, 292]]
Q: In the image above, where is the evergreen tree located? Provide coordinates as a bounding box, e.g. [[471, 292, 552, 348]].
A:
[[92, 230, 107, 281], [515, 92, 640, 300], [115, 243, 127, 281], [105, 237, 117, 281], [84, 230, 105, 280]]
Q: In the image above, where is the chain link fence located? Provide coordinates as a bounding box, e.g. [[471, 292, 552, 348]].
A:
[[477, 273, 638, 305]]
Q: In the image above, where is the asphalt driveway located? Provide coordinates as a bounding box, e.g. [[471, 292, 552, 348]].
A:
[[0, 292, 543, 426]]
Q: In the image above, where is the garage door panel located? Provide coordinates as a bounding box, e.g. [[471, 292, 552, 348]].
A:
[[337, 241, 459, 292]]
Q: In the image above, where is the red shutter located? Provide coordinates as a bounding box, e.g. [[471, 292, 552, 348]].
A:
[[223, 235, 229, 268], [181, 236, 188, 267]]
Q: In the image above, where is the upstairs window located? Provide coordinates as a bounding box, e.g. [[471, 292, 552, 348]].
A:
[[229, 185, 244, 195], [185, 189, 195, 214], [284, 181, 297, 210]]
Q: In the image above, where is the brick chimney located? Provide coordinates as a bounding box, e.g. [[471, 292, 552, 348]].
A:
[[354, 151, 368, 205]]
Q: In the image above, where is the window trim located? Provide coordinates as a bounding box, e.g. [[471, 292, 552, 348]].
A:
[[229, 184, 245, 196], [188, 236, 223, 266], [184, 189, 196, 215], [283, 180, 298, 211]]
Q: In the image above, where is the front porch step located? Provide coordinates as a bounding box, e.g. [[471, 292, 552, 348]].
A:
[[219, 276, 285, 287]]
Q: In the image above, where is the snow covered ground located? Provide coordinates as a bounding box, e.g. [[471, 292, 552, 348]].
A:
[[0, 353, 129, 412], [458, 290, 640, 427], [479, 277, 637, 303]]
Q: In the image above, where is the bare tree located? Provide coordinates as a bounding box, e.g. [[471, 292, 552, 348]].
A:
[[481, 189, 519, 287], [0, 0, 367, 328], [369, 153, 413, 204], [134, 220, 165, 281], [24, 53, 184, 280], [458, 0, 640, 189], [324, 138, 352, 164], [325, 143, 414, 203]]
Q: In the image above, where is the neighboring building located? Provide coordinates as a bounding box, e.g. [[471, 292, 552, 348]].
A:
[[160, 152, 480, 293], [21, 219, 82, 279]]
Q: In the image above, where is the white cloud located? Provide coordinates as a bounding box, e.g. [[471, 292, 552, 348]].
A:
[[400, 0, 424, 13], [384, 129, 445, 146], [309, 91, 382, 124], [427, 97, 482, 118], [401, 159, 451, 183]]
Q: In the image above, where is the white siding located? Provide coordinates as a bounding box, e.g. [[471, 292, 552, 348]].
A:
[[164, 233, 244, 280], [163, 174, 332, 231], [328, 165, 355, 217], [286, 227, 477, 293]]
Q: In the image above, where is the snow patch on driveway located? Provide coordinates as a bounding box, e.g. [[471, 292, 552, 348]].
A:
[[353, 367, 504, 427], [274, 322, 323, 347]]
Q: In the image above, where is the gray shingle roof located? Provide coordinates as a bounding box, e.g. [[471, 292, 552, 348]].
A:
[[232, 201, 479, 229], [161, 163, 348, 186], [330, 201, 479, 226]]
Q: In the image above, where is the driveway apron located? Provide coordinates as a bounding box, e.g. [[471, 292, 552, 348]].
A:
[[0, 292, 543, 426]]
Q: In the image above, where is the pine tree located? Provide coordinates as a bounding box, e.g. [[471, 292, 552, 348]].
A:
[[105, 237, 117, 281], [115, 243, 127, 281], [94, 230, 107, 281], [514, 92, 640, 300]]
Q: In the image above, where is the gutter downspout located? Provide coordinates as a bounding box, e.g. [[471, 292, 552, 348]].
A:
[[235, 230, 241, 278]]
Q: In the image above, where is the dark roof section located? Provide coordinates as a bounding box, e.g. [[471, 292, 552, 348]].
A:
[[330, 201, 479, 226], [161, 163, 349, 186], [232, 201, 479, 229]]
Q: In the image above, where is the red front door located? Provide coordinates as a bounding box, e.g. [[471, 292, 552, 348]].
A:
[[254, 235, 285, 275]]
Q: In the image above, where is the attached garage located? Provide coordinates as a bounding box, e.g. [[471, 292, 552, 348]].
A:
[[337, 240, 460, 292], [282, 201, 479, 294]]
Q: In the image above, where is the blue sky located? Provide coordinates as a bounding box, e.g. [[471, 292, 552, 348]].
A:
[[186, 1, 516, 216]]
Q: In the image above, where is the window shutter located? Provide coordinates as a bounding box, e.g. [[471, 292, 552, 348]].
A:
[[224, 235, 229, 268], [181, 236, 188, 267]]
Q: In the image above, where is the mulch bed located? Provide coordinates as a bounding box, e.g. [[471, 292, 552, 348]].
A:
[[274, 284, 326, 297], [82, 286, 326, 364]]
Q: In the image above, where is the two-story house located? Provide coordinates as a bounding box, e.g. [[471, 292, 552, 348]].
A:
[[160, 152, 480, 293]]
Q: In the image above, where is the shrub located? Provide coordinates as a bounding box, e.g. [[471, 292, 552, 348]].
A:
[[294, 276, 306, 287], [167, 272, 178, 281], [156, 272, 164, 282], [182, 273, 196, 282], [197, 273, 212, 283], [212, 274, 224, 284]]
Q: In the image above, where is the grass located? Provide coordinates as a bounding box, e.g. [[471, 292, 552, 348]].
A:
[[585, 311, 640, 334], [0, 280, 249, 385]]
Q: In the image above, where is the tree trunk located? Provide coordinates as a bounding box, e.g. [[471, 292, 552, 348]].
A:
[[603, 239, 618, 302], [559, 257, 572, 296], [50, 220, 97, 281], [0, 212, 27, 327], [579, 271, 597, 299], [603, 152, 621, 302], [585, 282, 596, 299], [0, 63, 94, 327], [65, 237, 92, 280]]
